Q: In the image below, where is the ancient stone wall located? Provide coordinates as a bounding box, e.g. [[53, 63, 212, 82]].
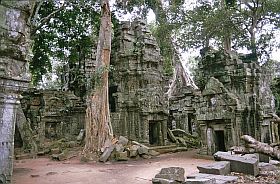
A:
[[110, 19, 168, 145], [195, 49, 276, 155], [0, 1, 31, 183], [19, 89, 85, 148]]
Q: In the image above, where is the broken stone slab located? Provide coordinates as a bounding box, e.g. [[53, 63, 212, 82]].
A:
[[269, 159, 280, 166], [197, 161, 230, 175], [129, 145, 139, 157], [213, 151, 259, 176], [115, 143, 125, 152], [187, 173, 238, 184], [115, 151, 129, 161], [155, 167, 185, 183], [138, 146, 149, 155], [152, 178, 181, 184], [185, 178, 216, 184], [118, 136, 129, 146], [258, 162, 278, 172], [99, 145, 115, 162]]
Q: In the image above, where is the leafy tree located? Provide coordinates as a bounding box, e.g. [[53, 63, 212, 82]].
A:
[[178, 0, 280, 63], [30, 0, 101, 90]]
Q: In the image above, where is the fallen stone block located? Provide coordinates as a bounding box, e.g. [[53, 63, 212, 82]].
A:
[[129, 145, 139, 157], [115, 151, 129, 161], [197, 161, 230, 175], [187, 173, 238, 184], [152, 178, 181, 184], [155, 167, 185, 182], [99, 145, 115, 162], [185, 178, 215, 184], [138, 146, 149, 155], [115, 143, 124, 152], [118, 136, 129, 146], [270, 159, 280, 166], [213, 151, 259, 176], [258, 162, 278, 172]]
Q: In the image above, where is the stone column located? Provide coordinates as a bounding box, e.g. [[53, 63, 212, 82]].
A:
[[0, 1, 31, 183]]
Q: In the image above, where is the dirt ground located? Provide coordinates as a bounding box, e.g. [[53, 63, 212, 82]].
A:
[[13, 150, 214, 184]]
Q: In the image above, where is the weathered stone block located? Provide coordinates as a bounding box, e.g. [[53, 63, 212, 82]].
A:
[[155, 167, 185, 183], [118, 136, 129, 146], [137, 146, 149, 155], [185, 178, 216, 184], [129, 145, 139, 157], [99, 145, 115, 162], [187, 173, 238, 184], [115, 151, 128, 161], [214, 151, 259, 176], [197, 161, 230, 175], [152, 178, 181, 184], [115, 144, 124, 152]]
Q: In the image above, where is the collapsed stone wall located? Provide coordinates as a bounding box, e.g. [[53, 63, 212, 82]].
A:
[[110, 19, 169, 145], [18, 89, 85, 149], [0, 1, 32, 183]]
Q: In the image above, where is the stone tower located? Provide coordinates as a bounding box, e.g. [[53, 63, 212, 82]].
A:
[[110, 19, 168, 145]]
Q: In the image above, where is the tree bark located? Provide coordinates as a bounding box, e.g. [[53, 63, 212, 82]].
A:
[[82, 0, 113, 160], [241, 135, 280, 160]]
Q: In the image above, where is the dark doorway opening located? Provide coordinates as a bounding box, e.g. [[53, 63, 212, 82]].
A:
[[149, 122, 159, 145], [109, 85, 118, 112], [14, 123, 23, 148], [188, 114, 194, 134], [215, 130, 226, 151]]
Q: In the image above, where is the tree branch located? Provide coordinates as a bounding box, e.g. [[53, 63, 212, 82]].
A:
[[31, 2, 67, 36]]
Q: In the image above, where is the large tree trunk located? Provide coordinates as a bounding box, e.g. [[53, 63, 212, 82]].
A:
[[82, 0, 113, 160], [241, 135, 280, 160]]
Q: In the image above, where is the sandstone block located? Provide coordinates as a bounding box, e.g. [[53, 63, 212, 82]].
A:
[[197, 161, 230, 175], [214, 151, 259, 176]]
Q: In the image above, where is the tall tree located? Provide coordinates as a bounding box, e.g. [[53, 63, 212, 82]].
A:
[[82, 0, 113, 160], [179, 0, 280, 63]]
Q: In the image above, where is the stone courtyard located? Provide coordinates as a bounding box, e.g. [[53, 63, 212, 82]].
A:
[[1, 1, 280, 183]]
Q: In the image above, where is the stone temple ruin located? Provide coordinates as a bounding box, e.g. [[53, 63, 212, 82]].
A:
[[0, 12, 279, 183], [195, 49, 275, 155], [110, 19, 168, 146]]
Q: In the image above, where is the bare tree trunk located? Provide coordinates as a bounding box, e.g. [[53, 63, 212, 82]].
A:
[[82, 0, 113, 160], [241, 135, 280, 160]]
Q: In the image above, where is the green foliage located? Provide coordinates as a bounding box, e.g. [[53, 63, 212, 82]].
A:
[[178, 0, 280, 63], [30, 0, 101, 86]]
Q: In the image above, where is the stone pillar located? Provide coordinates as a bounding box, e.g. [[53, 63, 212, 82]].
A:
[[0, 1, 31, 183]]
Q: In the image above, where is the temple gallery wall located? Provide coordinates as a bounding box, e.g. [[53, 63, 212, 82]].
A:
[[1, 17, 278, 183], [16, 20, 277, 154]]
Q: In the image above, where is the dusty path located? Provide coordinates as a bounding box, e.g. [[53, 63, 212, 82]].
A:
[[13, 150, 214, 184]]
